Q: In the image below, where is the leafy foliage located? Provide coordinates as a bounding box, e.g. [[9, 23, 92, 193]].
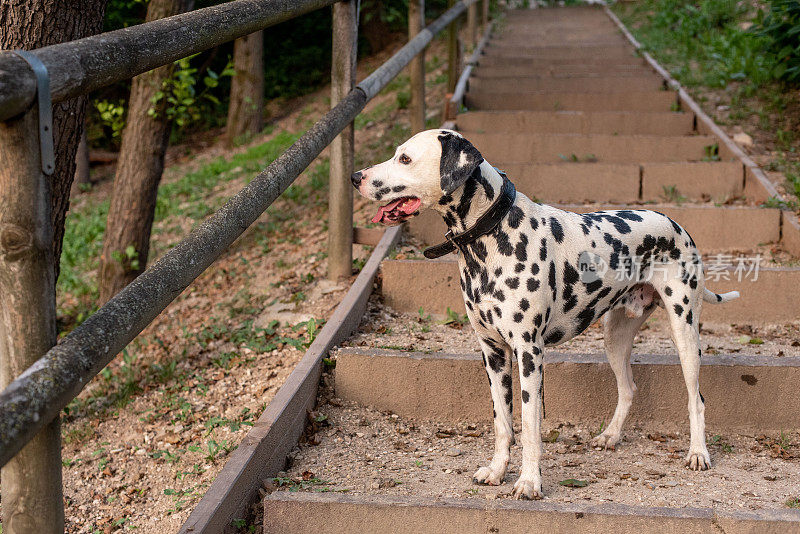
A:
[[752, 0, 800, 83], [149, 55, 234, 131], [618, 0, 775, 88]]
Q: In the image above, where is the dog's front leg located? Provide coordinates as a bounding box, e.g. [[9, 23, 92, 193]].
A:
[[473, 337, 514, 486], [513, 342, 544, 500]]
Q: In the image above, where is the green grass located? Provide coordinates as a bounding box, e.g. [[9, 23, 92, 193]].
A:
[[57, 129, 308, 329], [614, 0, 800, 204], [614, 0, 776, 89]]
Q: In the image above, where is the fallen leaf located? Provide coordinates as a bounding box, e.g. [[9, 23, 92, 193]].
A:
[[544, 429, 560, 443], [559, 478, 589, 488]]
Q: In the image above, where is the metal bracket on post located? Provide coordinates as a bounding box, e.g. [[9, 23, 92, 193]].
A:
[[12, 50, 55, 176]]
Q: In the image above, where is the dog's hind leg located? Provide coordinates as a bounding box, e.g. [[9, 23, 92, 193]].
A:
[[591, 303, 655, 450], [472, 337, 514, 486], [655, 265, 711, 470]]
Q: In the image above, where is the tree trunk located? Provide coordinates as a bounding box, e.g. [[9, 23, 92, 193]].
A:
[[0, 3, 106, 532], [225, 31, 264, 147], [71, 125, 90, 197], [98, 0, 194, 304], [0, 0, 107, 279]]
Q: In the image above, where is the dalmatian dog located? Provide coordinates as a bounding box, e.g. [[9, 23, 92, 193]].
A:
[[351, 129, 739, 500]]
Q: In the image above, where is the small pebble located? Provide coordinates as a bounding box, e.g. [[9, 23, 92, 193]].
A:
[[445, 447, 462, 457]]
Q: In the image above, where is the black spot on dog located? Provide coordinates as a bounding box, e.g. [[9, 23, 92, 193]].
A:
[[515, 235, 528, 262], [521, 351, 535, 377], [664, 286, 673, 297], [506, 277, 520, 289], [508, 206, 524, 229], [550, 217, 564, 243], [673, 304, 684, 316], [392, 185, 407, 192], [495, 229, 514, 256], [686, 310, 693, 325], [515, 262, 525, 273], [544, 329, 564, 345], [513, 312, 523, 323], [521, 390, 530, 403], [520, 298, 530, 311], [527, 278, 540, 292]]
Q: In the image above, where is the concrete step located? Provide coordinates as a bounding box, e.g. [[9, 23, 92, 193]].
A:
[[640, 162, 744, 202], [473, 65, 657, 78], [468, 132, 718, 163], [469, 75, 664, 93], [380, 259, 796, 324], [482, 45, 638, 60], [335, 348, 800, 431], [407, 205, 778, 253], [464, 90, 677, 112], [488, 37, 629, 48], [264, 493, 800, 534], [456, 110, 694, 136], [488, 34, 631, 47], [478, 55, 646, 69], [454, 161, 743, 203]]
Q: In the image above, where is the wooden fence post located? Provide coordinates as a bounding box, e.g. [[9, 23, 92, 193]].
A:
[[0, 111, 63, 532], [328, 0, 357, 280], [408, 0, 426, 134], [482, 0, 489, 30], [446, 0, 458, 94], [467, 0, 477, 50]]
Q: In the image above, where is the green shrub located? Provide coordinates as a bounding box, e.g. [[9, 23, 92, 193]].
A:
[[752, 0, 800, 83], [617, 0, 777, 88]]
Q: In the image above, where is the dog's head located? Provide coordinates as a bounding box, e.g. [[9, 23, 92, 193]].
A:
[[351, 129, 484, 225]]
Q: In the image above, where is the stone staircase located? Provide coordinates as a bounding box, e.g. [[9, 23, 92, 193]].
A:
[[263, 6, 800, 530]]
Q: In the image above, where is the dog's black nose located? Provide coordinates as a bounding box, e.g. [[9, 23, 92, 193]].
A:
[[351, 171, 363, 187]]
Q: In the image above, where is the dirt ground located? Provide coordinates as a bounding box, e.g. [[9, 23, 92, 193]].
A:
[[273, 395, 800, 513]]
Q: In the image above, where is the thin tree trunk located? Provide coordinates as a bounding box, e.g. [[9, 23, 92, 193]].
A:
[[225, 31, 264, 147], [98, 0, 194, 304], [0, 4, 106, 532]]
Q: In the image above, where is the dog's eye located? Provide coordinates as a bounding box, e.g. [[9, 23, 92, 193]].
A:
[[398, 154, 411, 165]]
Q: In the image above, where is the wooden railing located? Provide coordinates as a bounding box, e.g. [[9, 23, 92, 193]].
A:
[[0, 0, 486, 531]]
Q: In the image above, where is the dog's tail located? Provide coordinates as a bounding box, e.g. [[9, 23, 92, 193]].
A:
[[703, 288, 740, 304]]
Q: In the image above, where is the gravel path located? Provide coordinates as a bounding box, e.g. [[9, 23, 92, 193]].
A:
[[274, 395, 800, 513]]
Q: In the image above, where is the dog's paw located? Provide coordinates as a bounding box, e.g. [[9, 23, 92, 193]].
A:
[[685, 449, 711, 471], [511, 477, 543, 500], [590, 432, 620, 450], [472, 466, 504, 486]]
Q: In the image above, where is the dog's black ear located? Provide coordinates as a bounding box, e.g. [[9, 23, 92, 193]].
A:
[[438, 132, 484, 195]]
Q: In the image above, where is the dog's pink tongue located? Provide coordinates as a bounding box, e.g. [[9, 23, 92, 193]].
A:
[[371, 198, 404, 224]]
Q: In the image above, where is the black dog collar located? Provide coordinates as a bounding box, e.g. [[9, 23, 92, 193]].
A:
[[423, 177, 516, 259]]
